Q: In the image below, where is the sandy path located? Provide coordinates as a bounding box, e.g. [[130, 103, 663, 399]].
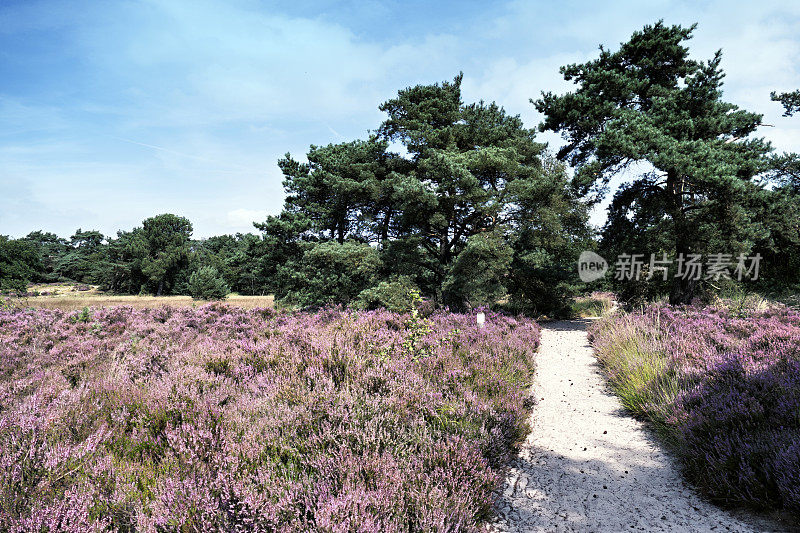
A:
[[489, 320, 787, 533]]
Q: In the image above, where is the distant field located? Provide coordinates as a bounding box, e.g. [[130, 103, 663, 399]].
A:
[[7, 283, 274, 310]]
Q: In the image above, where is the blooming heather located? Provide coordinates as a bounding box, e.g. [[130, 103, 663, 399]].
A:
[[589, 305, 800, 514], [0, 304, 539, 531]]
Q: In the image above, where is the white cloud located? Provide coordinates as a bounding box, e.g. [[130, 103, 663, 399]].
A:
[[225, 208, 269, 230], [2, 0, 800, 237]]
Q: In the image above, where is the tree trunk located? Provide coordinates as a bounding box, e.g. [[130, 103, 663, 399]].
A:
[[667, 169, 697, 305], [380, 211, 391, 248], [157, 279, 164, 297]]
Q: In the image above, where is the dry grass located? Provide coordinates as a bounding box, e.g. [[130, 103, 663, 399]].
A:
[[571, 291, 617, 318], [8, 284, 274, 311]]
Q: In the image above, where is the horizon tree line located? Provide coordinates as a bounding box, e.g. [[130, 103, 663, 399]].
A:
[[2, 21, 798, 312]]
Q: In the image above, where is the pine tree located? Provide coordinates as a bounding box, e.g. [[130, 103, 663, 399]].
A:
[[536, 21, 773, 303]]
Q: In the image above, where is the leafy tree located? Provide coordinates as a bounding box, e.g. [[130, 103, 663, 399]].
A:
[[771, 90, 800, 117], [536, 21, 773, 303], [278, 241, 381, 307], [137, 214, 193, 295], [187, 266, 229, 300], [267, 74, 590, 314], [20, 231, 68, 282], [0, 236, 40, 292]]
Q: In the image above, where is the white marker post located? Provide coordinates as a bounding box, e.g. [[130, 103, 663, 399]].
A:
[[476, 311, 486, 329]]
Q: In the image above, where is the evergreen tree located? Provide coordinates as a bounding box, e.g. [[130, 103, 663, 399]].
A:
[[536, 21, 773, 303], [123, 214, 194, 296], [55, 229, 107, 283], [20, 231, 68, 282], [187, 266, 229, 300], [771, 90, 800, 117], [266, 75, 591, 313], [0, 236, 40, 293]]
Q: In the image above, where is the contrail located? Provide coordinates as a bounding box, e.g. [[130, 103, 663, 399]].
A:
[[111, 136, 252, 173]]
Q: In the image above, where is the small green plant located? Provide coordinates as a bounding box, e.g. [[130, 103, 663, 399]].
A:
[[403, 289, 432, 360], [205, 357, 231, 376], [187, 266, 229, 300], [71, 307, 92, 323]]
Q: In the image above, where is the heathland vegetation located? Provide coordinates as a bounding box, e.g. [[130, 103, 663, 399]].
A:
[[5, 23, 797, 315], [1, 20, 799, 530], [0, 304, 539, 530], [590, 302, 800, 515]]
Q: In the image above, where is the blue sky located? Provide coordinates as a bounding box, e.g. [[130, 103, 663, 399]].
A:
[[2, 0, 799, 239]]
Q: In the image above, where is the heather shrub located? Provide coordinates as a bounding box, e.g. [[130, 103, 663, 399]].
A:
[[589, 304, 800, 514], [0, 304, 539, 531], [678, 357, 800, 510], [187, 266, 229, 300]]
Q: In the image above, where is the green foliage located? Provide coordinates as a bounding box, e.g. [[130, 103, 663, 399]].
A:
[[265, 74, 590, 315], [401, 289, 433, 360], [506, 157, 593, 316], [443, 231, 512, 310], [55, 229, 108, 284], [0, 236, 40, 293], [20, 231, 68, 283], [771, 89, 800, 117], [139, 214, 193, 296], [537, 21, 774, 304], [186, 233, 269, 295], [355, 276, 419, 312], [253, 211, 313, 294], [187, 266, 229, 300], [571, 292, 615, 318], [70, 307, 92, 324], [278, 241, 382, 307]]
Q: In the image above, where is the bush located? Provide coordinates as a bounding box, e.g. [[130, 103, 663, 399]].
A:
[[0, 305, 540, 530], [443, 232, 512, 311], [355, 277, 419, 312], [679, 357, 800, 511], [278, 241, 381, 307], [187, 266, 229, 300], [589, 304, 800, 514]]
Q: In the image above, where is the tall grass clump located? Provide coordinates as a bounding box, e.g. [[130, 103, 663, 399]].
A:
[[571, 291, 616, 318], [589, 303, 800, 515], [0, 304, 539, 531]]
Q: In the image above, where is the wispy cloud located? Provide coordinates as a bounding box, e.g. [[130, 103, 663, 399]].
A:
[[1, 0, 798, 238]]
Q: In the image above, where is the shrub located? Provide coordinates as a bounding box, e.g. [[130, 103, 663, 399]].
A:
[[589, 304, 800, 514], [278, 241, 381, 307], [0, 305, 540, 530], [443, 232, 512, 311], [187, 266, 229, 300], [354, 276, 419, 312]]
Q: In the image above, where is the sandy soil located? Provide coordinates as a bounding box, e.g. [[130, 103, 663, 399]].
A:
[[489, 320, 791, 533]]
